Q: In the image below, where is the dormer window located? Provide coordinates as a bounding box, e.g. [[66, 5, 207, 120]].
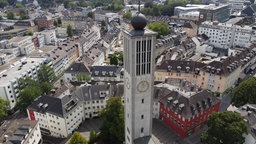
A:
[[177, 66, 181, 72], [95, 71, 99, 75]]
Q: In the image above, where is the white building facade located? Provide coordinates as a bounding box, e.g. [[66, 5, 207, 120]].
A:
[[199, 21, 256, 48], [27, 94, 84, 138], [0, 57, 47, 109]]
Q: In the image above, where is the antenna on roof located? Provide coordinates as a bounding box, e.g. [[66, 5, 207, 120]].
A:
[[138, 0, 141, 13]]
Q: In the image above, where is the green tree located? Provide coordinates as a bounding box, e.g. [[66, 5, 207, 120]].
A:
[[191, 0, 200, 4], [40, 82, 54, 94], [27, 28, 33, 36], [16, 77, 53, 111], [16, 87, 42, 111], [7, 33, 13, 39], [0, 0, 8, 8], [18, 77, 40, 90], [200, 111, 248, 144], [148, 22, 170, 38], [67, 24, 73, 37], [69, 132, 87, 144], [144, 1, 153, 8], [231, 77, 256, 107], [88, 130, 98, 144], [99, 97, 124, 143], [76, 73, 91, 82], [19, 10, 29, 20], [122, 11, 132, 20], [7, 12, 15, 20], [57, 18, 62, 25], [117, 52, 123, 63], [38, 64, 56, 83], [53, 20, 58, 27], [87, 12, 94, 19], [0, 98, 9, 121], [16, 3, 25, 8], [110, 55, 118, 65], [101, 21, 107, 34]]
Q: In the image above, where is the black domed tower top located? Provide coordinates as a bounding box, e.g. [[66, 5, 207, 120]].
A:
[[131, 0, 147, 30]]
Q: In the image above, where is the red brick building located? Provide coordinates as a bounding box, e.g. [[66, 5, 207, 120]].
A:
[[34, 15, 54, 29], [32, 36, 39, 48], [156, 79, 220, 137]]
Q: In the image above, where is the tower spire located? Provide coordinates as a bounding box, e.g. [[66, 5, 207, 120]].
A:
[[138, 0, 141, 13]]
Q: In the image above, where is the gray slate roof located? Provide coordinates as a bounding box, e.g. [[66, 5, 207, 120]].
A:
[[156, 86, 220, 119], [91, 66, 123, 77], [28, 93, 84, 117], [72, 83, 124, 102], [65, 63, 90, 73]]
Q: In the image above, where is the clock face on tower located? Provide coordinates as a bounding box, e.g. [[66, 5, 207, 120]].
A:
[[137, 81, 149, 92]]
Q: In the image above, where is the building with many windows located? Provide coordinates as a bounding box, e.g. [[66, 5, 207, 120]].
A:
[[0, 57, 48, 109], [156, 79, 220, 137], [155, 48, 256, 93], [199, 4, 231, 23], [27, 93, 84, 138], [198, 21, 256, 48], [27, 83, 124, 138], [46, 39, 80, 76]]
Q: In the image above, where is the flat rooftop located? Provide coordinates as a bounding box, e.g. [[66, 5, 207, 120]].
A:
[[0, 28, 27, 34], [201, 4, 230, 10], [9, 36, 31, 43], [0, 119, 38, 144], [28, 45, 55, 57], [0, 57, 45, 85], [226, 17, 244, 25]]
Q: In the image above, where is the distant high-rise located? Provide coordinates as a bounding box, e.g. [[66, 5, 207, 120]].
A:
[[123, 3, 157, 143]]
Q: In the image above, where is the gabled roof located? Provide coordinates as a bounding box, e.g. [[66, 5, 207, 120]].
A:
[[157, 48, 255, 76], [241, 5, 256, 16], [65, 63, 90, 73], [28, 92, 83, 117], [156, 84, 219, 119], [73, 83, 124, 101]]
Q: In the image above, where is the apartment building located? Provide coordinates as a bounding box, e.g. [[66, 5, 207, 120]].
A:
[[174, 4, 208, 16], [0, 57, 47, 109], [34, 15, 54, 29], [228, 0, 249, 12], [35, 30, 56, 45], [199, 4, 231, 23], [9, 36, 35, 55], [47, 39, 79, 76], [0, 120, 42, 144], [74, 84, 123, 119], [27, 93, 84, 138], [155, 48, 256, 93], [198, 21, 256, 48], [27, 83, 124, 137], [77, 25, 101, 55], [0, 28, 28, 41], [82, 46, 105, 66], [156, 79, 220, 137]]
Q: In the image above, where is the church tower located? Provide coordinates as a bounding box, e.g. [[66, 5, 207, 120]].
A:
[[123, 3, 157, 143]]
